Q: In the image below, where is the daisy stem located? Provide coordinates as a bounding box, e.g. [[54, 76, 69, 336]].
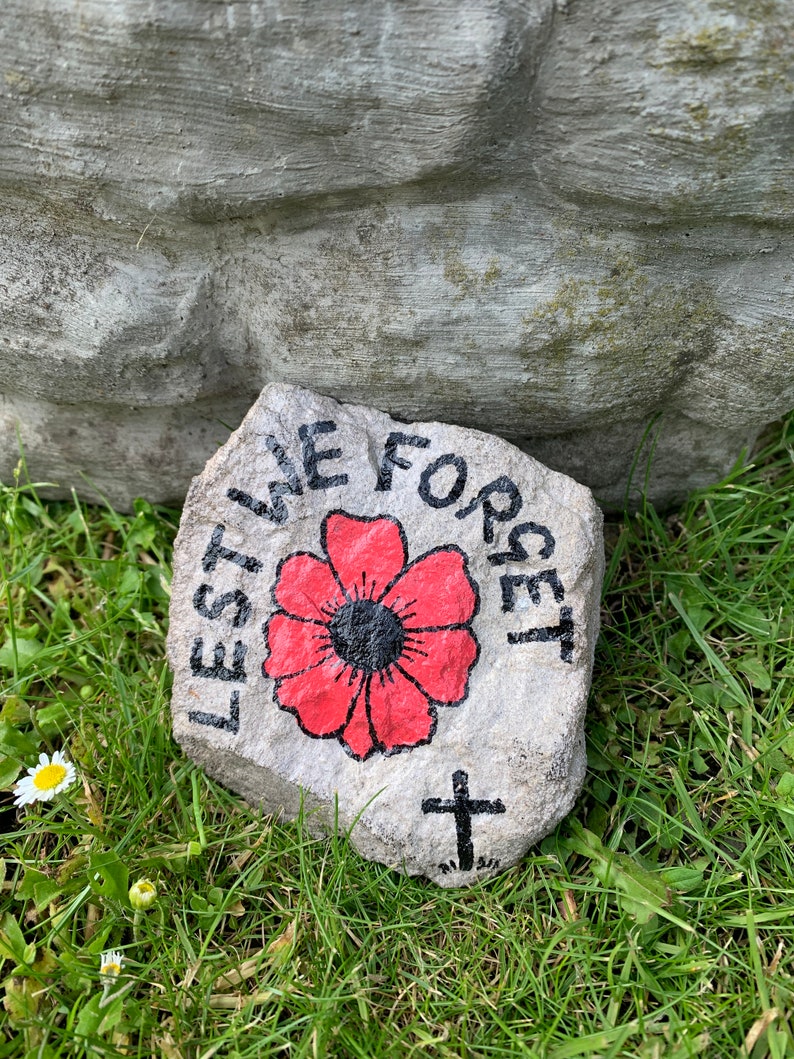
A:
[[100, 978, 134, 1009]]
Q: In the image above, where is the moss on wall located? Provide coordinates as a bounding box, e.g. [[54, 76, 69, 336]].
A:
[[516, 246, 726, 427]]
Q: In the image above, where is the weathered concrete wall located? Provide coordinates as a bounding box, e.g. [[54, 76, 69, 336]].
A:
[[2, 0, 793, 508]]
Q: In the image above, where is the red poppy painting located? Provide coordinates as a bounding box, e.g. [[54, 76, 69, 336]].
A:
[[263, 511, 480, 760]]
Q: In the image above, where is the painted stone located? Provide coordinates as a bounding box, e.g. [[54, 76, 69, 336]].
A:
[[167, 384, 604, 886]]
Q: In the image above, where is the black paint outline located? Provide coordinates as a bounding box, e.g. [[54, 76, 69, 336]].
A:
[[365, 668, 439, 761], [392, 622, 480, 711], [268, 549, 342, 617], [267, 663, 366, 748], [376, 541, 481, 618], [320, 509, 409, 605], [262, 509, 481, 761]]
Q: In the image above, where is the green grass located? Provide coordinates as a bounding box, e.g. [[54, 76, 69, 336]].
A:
[[1, 417, 793, 1058]]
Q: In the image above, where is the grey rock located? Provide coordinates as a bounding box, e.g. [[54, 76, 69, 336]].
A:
[[167, 384, 603, 885], [2, 1, 794, 509]]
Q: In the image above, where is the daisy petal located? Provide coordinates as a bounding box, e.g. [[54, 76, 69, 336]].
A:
[[381, 548, 477, 628], [275, 658, 363, 737], [368, 669, 435, 751], [399, 628, 479, 703], [51, 762, 76, 795], [263, 614, 334, 679], [323, 513, 407, 601], [273, 553, 344, 621], [13, 778, 36, 807], [341, 690, 375, 759]]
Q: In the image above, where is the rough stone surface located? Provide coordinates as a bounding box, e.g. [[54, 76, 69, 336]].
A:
[[3, 1, 794, 508], [167, 384, 603, 885]]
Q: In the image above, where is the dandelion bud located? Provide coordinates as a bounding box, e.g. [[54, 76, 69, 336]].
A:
[[128, 877, 157, 911]]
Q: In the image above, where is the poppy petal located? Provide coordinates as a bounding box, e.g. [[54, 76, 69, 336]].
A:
[[274, 553, 344, 621], [341, 688, 375, 759], [275, 658, 362, 737], [368, 669, 434, 751], [398, 628, 478, 703], [263, 613, 334, 680], [381, 548, 477, 628], [323, 513, 407, 601]]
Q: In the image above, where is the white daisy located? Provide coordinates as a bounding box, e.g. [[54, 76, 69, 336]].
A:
[[13, 750, 77, 807], [100, 950, 124, 980]]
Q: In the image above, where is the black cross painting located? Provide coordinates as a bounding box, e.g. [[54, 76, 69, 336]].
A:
[[421, 769, 506, 871]]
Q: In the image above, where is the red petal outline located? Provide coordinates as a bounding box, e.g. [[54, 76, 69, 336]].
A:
[[381, 546, 478, 628], [398, 628, 479, 704], [368, 669, 435, 751], [274, 659, 363, 737], [273, 553, 343, 621], [263, 614, 333, 680], [322, 512, 407, 601]]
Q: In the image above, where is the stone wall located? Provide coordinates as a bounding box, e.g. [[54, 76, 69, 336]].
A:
[[2, 0, 793, 508]]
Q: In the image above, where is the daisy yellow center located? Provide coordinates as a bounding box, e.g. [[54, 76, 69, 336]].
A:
[[102, 961, 121, 976], [137, 882, 155, 895], [33, 763, 67, 791]]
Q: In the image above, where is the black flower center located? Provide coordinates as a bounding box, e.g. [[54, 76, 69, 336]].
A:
[[329, 599, 405, 673]]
